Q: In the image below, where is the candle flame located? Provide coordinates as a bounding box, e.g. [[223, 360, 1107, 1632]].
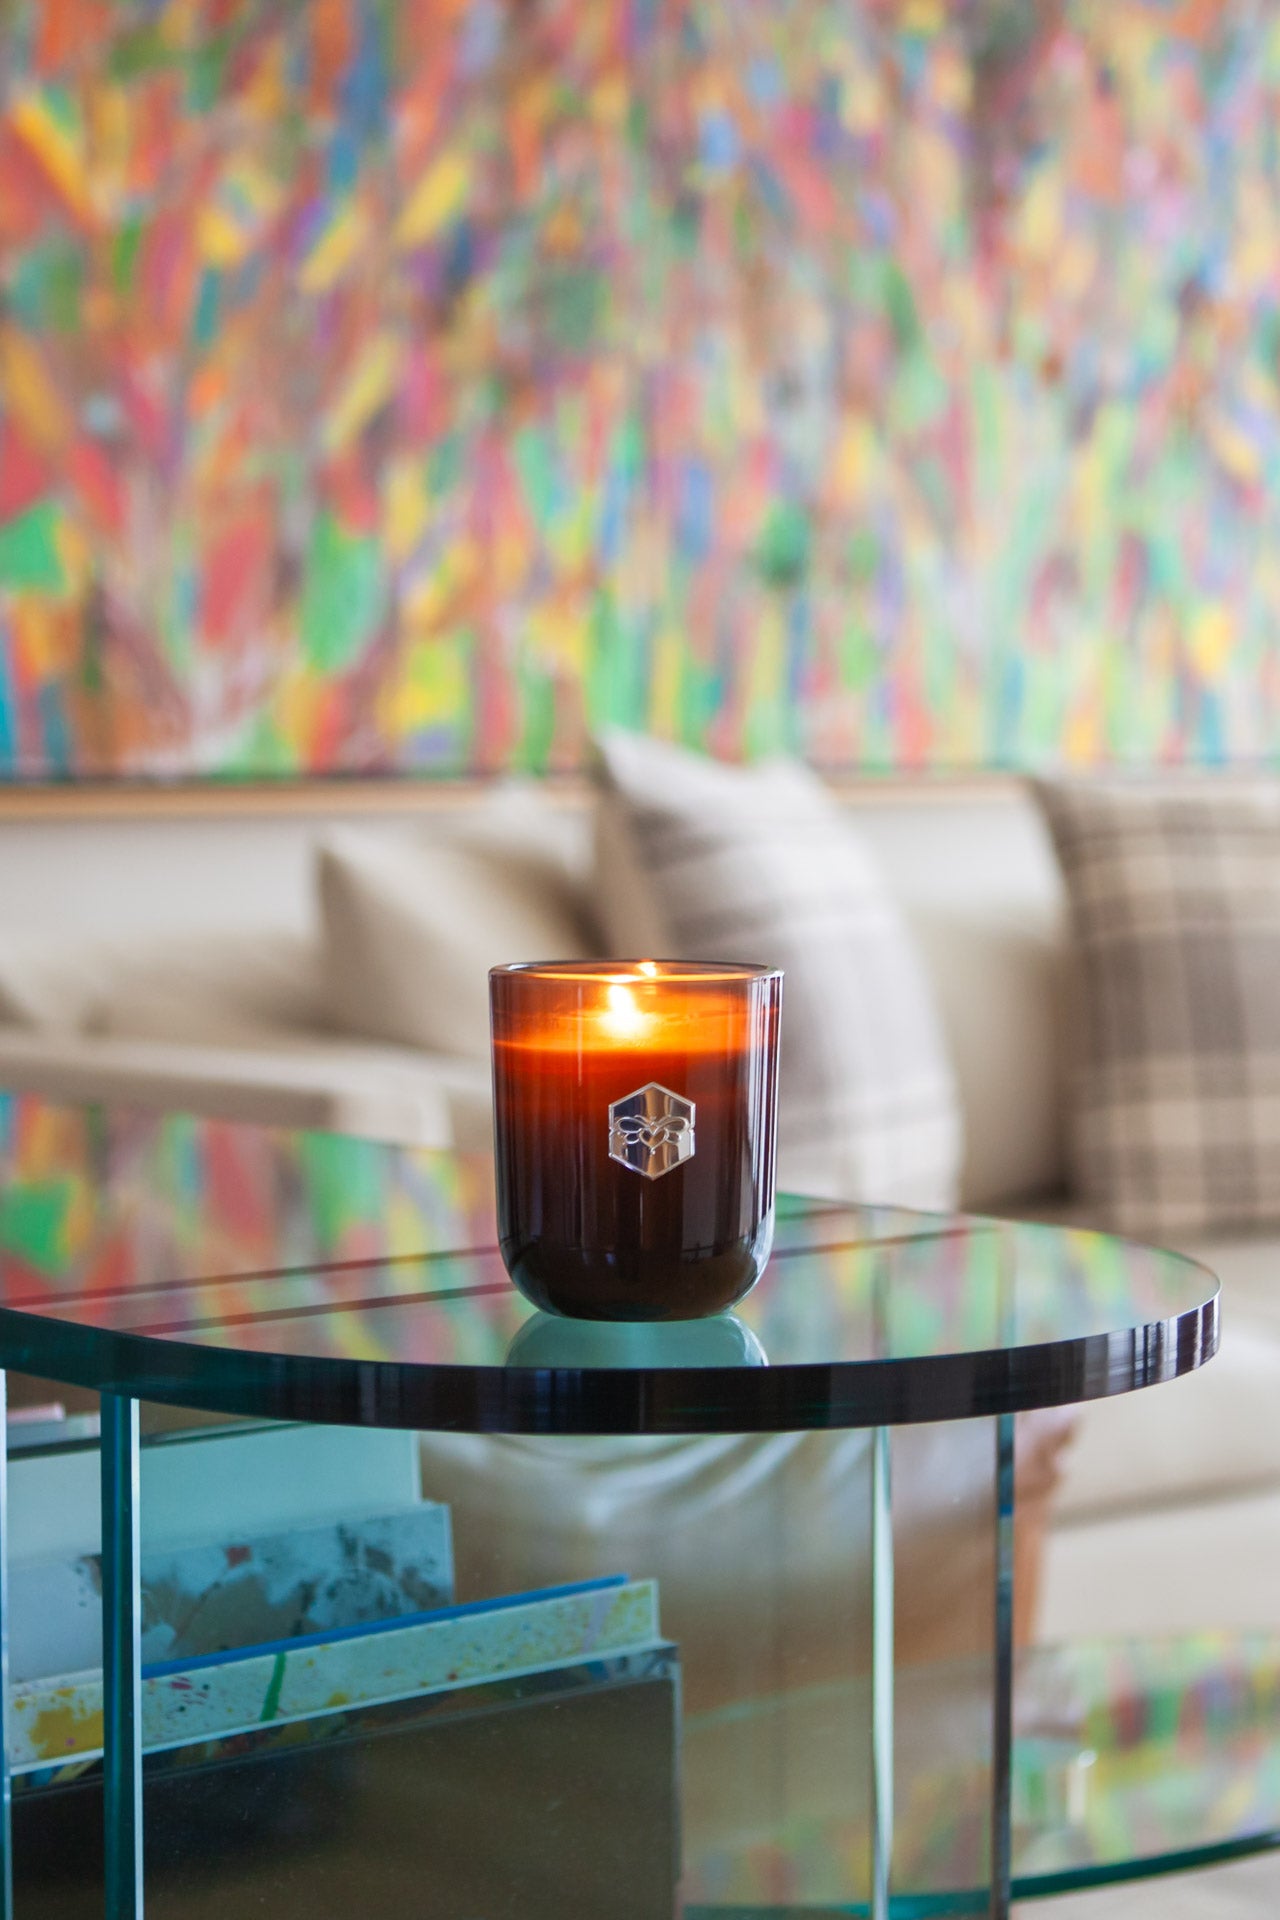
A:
[[638, 960, 659, 977], [601, 980, 651, 1041]]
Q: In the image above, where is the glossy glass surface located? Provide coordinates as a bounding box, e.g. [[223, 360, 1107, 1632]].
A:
[[491, 960, 782, 1320], [680, 1631, 1280, 1910], [0, 1093, 1217, 1432]]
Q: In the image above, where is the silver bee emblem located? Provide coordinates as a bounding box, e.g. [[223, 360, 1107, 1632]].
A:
[[608, 1083, 696, 1180]]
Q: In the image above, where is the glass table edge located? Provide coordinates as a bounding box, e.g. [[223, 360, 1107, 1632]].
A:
[[0, 1294, 1219, 1435]]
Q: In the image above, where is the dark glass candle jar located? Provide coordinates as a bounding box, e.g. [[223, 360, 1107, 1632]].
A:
[[490, 960, 783, 1321]]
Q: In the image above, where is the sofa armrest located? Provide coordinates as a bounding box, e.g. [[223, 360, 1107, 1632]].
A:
[[0, 1027, 490, 1149]]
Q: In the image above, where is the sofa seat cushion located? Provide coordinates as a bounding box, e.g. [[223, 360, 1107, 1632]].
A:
[[1041, 1482, 1280, 1642], [1187, 1226, 1280, 1335], [593, 731, 963, 1211], [1047, 1223, 1280, 1526]]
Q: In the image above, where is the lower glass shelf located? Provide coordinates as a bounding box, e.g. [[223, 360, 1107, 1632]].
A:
[[681, 1630, 1280, 1915]]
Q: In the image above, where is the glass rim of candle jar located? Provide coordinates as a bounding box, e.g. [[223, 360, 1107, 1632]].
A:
[[489, 959, 782, 986]]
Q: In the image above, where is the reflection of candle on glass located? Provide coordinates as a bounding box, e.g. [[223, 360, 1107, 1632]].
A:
[[505, 1309, 769, 1369], [490, 961, 782, 1321]]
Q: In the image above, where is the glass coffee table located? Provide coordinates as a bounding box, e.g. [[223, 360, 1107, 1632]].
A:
[[0, 1092, 1228, 1918]]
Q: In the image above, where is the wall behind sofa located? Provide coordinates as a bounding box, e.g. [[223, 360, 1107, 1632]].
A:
[[2, 1, 1279, 779]]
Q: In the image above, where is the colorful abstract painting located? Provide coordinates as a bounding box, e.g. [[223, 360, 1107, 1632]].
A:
[[2, 0, 1280, 777]]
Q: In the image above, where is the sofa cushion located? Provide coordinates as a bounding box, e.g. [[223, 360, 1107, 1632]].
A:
[[90, 928, 326, 1045], [318, 786, 599, 1062], [0, 924, 327, 1047], [593, 730, 963, 1210], [1041, 1483, 1280, 1643], [1053, 1301, 1280, 1527], [1042, 1216, 1280, 1527], [1035, 777, 1280, 1238], [420, 1411, 1073, 1716], [0, 937, 125, 1033], [842, 792, 1069, 1208], [906, 903, 1066, 1211]]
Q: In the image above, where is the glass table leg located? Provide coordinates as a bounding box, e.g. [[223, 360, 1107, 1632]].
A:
[[990, 1410, 1016, 1920], [101, 1393, 143, 1919], [870, 1424, 893, 1920], [0, 1373, 11, 1920]]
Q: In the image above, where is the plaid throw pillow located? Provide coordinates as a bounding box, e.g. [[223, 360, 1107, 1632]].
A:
[[593, 731, 963, 1210], [1034, 779, 1280, 1239]]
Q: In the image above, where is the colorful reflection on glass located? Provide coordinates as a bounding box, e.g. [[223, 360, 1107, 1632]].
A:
[[682, 1632, 1280, 1907], [0, 1095, 1214, 1381]]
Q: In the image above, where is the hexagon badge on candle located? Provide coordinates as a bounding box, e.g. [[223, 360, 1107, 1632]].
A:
[[608, 1083, 696, 1179]]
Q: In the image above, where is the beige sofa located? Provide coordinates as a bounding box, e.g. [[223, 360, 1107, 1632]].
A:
[[0, 779, 1273, 1644]]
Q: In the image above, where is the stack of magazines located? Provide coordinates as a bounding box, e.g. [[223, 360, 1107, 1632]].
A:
[[8, 1449, 679, 1920]]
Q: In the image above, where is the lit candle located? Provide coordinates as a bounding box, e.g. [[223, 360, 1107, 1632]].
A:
[[490, 960, 783, 1320]]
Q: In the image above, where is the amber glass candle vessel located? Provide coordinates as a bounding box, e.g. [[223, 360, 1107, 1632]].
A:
[[490, 960, 783, 1321]]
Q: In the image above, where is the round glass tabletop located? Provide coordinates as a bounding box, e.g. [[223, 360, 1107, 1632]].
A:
[[0, 1095, 1218, 1433]]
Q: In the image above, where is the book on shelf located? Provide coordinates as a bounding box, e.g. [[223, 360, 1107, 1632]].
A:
[[13, 1576, 681, 1920], [12, 1572, 663, 1774], [9, 1499, 455, 1687]]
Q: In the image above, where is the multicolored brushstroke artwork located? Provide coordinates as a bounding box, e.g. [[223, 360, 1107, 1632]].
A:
[[2, 0, 1280, 776]]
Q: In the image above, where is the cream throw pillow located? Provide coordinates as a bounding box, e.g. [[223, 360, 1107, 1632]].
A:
[[318, 787, 597, 1062], [92, 929, 326, 1045], [593, 731, 963, 1210]]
